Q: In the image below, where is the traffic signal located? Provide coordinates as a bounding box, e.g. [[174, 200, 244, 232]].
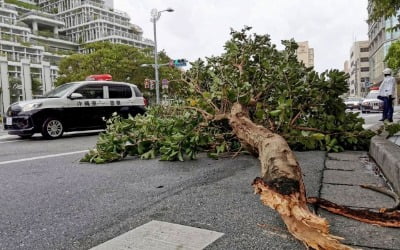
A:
[[170, 59, 187, 67]]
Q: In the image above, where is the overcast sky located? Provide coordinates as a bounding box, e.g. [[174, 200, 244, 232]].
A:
[[117, 0, 368, 73]]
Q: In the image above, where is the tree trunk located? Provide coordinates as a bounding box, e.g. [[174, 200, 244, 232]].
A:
[[228, 103, 353, 249]]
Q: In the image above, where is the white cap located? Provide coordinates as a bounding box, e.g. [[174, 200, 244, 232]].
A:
[[383, 68, 392, 75]]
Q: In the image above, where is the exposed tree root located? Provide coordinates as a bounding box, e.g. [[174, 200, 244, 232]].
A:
[[228, 103, 353, 249], [308, 197, 400, 228], [253, 178, 354, 250], [360, 184, 400, 212]]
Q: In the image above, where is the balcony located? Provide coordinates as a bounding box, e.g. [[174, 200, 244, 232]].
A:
[[80, 0, 129, 18], [19, 10, 60, 21], [36, 30, 73, 42], [102, 32, 154, 45], [18, 10, 64, 27]]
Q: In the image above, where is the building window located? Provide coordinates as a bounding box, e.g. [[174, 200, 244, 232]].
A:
[[360, 57, 369, 62], [360, 67, 369, 72], [360, 48, 369, 52]]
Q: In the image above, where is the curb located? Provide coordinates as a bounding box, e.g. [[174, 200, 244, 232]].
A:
[[369, 135, 400, 193]]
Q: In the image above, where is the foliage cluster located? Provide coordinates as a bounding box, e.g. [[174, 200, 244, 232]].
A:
[[377, 122, 400, 138], [83, 28, 375, 163], [180, 28, 374, 152], [368, 0, 400, 30], [4, 0, 39, 10], [385, 40, 400, 72], [81, 106, 238, 163]]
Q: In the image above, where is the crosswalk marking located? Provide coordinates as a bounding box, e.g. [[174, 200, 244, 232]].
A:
[[90, 220, 224, 250]]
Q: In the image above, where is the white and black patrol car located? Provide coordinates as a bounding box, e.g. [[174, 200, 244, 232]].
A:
[[3, 79, 146, 139]]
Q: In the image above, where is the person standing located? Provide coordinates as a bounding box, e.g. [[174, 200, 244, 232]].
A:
[[378, 68, 396, 122]]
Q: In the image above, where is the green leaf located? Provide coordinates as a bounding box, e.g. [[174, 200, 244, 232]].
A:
[[311, 133, 325, 140], [269, 110, 282, 117]]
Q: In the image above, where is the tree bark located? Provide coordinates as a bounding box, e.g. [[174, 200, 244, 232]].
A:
[[308, 197, 400, 227], [228, 103, 353, 249]]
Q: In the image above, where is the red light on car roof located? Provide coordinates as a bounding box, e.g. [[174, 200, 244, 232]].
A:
[[370, 86, 379, 90], [86, 74, 112, 81]]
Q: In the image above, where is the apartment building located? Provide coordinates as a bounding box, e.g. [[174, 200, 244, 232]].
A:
[[367, 0, 400, 104], [296, 41, 314, 68], [348, 40, 370, 97], [0, 0, 154, 115]]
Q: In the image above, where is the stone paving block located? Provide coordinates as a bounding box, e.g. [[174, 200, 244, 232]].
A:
[[323, 169, 386, 186], [325, 160, 363, 171], [295, 151, 325, 198], [327, 151, 368, 161], [319, 210, 400, 250], [320, 184, 395, 209]]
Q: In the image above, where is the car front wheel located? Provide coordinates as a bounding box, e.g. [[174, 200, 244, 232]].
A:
[[41, 118, 64, 139]]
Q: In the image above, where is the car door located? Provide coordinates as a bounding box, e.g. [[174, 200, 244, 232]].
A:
[[106, 84, 133, 118], [67, 84, 106, 129]]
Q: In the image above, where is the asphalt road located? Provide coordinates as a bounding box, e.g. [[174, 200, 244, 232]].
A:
[[0, 108, 397, 250], [0, 130, 329, 250]]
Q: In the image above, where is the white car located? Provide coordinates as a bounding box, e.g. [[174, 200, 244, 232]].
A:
[[361, 90, 383, 113], [3, 78, 146, 139], [344, 97, 363, 110]]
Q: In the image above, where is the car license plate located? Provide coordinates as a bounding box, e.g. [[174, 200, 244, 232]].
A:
[[373, 106, 379, 110], [6, 117, 12, 125]]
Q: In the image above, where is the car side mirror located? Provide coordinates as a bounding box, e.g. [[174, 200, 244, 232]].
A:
[[69, 93, 84, 100]]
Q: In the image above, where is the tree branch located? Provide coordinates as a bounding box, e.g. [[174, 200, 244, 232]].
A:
[[290, 111, 302, 126], [180, 76, 220, 112], [292, 126, 326, 133]]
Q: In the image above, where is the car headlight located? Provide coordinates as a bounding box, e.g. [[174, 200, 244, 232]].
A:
[[22, 103, 42, 112]]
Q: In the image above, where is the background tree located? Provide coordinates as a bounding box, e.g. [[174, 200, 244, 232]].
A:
[[9, 77, 21, 103], [31, 77, 42, 96], [385, 40, 400, 72], [55, 42, 183, 98], [82, 28, 399, 248], [368, 0, 400, 30]]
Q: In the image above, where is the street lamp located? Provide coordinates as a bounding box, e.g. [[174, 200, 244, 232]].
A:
[[151, 7, 174, 104]]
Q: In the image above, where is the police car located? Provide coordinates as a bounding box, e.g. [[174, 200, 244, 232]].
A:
[[2, 75, 146, 139]]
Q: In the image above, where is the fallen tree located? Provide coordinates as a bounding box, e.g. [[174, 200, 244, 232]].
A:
[[82, 27, 383, 249]]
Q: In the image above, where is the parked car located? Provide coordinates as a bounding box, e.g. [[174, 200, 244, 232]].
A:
[[344, 97, 363, 110], [361, 90, 383, 113], [3, 77, 146, 139]]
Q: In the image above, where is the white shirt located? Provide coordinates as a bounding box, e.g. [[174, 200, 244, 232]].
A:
[[378, 75, 396, 97]]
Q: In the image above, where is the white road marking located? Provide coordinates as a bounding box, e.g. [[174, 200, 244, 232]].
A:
[[90, 220, 224, 250], [0, 140, 24, 144], [0, 135, 15, 140], [0, 150, 89, 165]]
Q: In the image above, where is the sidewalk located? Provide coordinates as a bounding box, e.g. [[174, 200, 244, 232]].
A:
[[318, 151, 399, 249], [0, 125, 11, 139]]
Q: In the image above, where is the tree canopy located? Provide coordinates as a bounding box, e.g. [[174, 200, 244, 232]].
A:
[[368, 0, 400, 30], [82, 27, 373, 163], [55, 42, 184, 100], [385, 40, 400, 72]]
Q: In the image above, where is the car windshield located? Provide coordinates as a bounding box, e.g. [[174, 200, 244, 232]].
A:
[[366, 92, 379, 99], [43, 83, 79, 98]]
